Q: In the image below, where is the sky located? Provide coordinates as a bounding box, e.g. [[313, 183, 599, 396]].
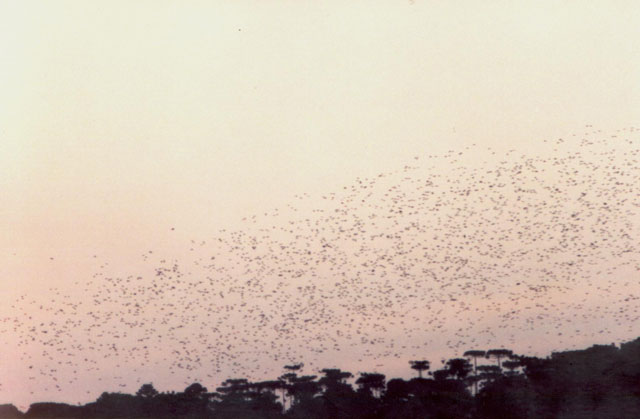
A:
[[1, 0, 639, 410]]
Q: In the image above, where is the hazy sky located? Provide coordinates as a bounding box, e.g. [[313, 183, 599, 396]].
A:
[[1, 0, 639, 410]]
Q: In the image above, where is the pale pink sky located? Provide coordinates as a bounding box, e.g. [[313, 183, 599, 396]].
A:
[[1, 0, 639, 410]]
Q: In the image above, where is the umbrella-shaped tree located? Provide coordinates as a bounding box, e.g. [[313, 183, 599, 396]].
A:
[[409, 360, 430, 379]]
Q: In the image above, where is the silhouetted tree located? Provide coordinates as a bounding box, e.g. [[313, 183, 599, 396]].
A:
[[175, 382, 211, 417], [477, 365, 502, 389], [464, 349, 486, 395], [409, 360, 430, 379], [355, 372, 385, 398], [284, 376, 324, 419], [136, 383, 159, 399], [318, 368, 353, 390], [317, 368, 357, 418], [0, 404, 23, 419], [475, 374, 535, 419], [432, 368, 450, 381], [216, 378, 249, 396], [486, 348, 513, 368], [13, 335, 640, 419], [284, 363, 303, 372], [215, 378, 281, 419], [286, 375, 319, 408], [278, 363, 304, 409], [620, 337, 640, 397], [502, 359, 521, 377], [445, 358, 473, 381], [23, 403, 83, 419], [93, 391, 139, 417], [278, 372, 297, 409], [384, 378, 410, 401], [184, 382, 208, 398]]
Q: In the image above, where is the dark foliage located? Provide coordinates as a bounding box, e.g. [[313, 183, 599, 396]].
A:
[[0, 405, 23, 419], [9, 337, 640, 419]]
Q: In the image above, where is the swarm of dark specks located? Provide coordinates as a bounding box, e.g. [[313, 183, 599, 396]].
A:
[[2, 127, 639, 403]]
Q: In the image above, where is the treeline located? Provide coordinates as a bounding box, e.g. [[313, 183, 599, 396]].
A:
[[3, 336, 640, 419]]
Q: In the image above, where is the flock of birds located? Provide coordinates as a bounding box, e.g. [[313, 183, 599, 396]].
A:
[[1, 126, 639, 408]]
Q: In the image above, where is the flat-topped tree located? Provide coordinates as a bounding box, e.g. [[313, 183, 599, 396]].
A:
[[486, 349, 513, 368], [284, 363, 303, 372], [463, 350, 486, 370], [409, 360, 430, 379], [502, 360, 521, 377], [477, 365, 502, 383], [464, 350, 486, 395]]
